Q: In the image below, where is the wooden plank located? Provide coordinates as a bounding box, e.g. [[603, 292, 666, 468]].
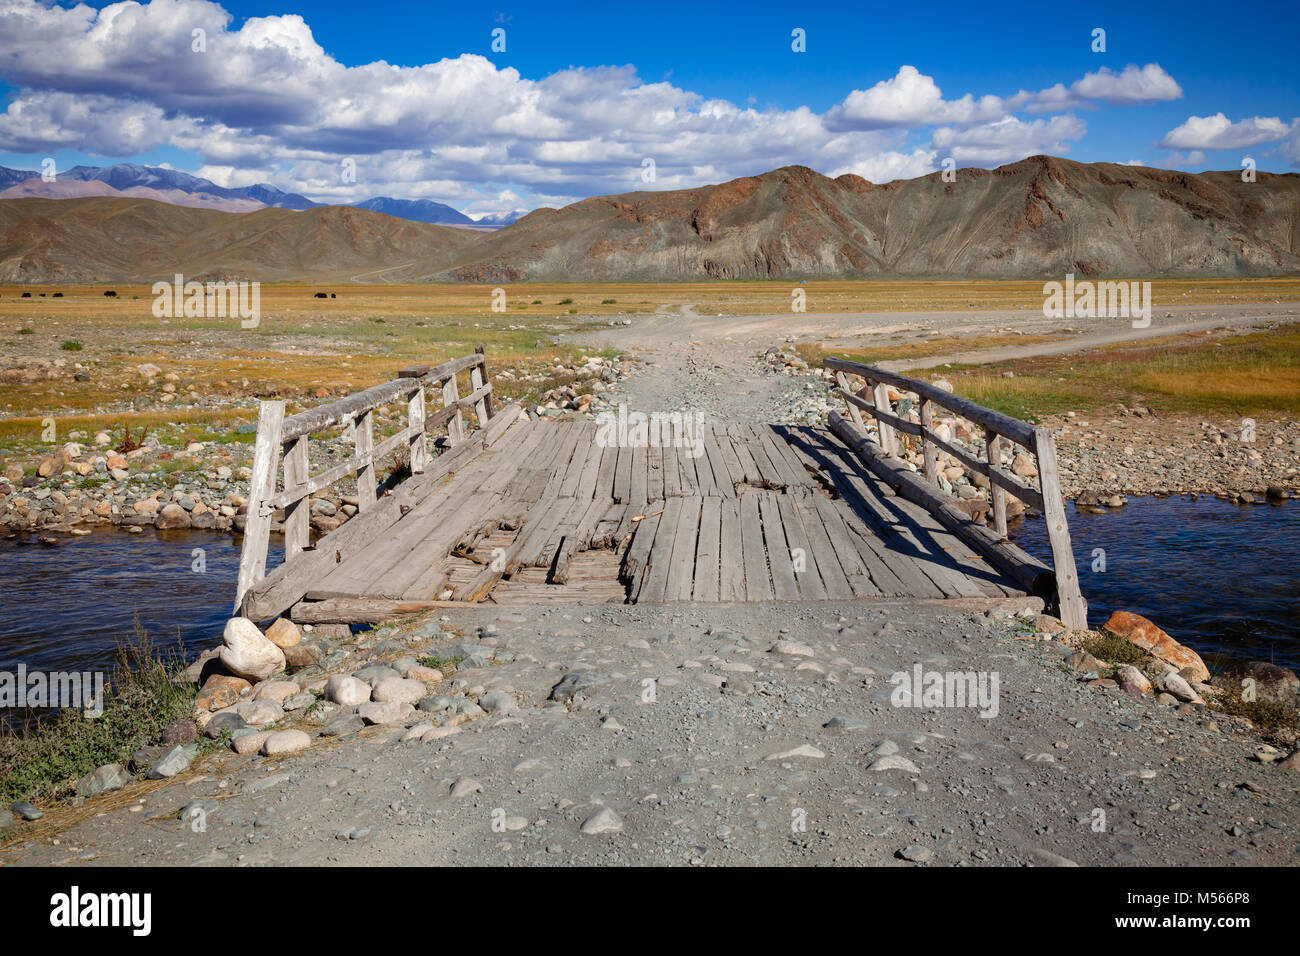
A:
[[442, 373, 464, 442], [692, 496, 722, 602], [665, 496, 703, 602], [620, 506, 663, 586], [662, 443, 681, 498], [1035, 428, 1088, 628], [613, 444, 632, 503], [646, 443, 665, 502], [636, 497, 684, 603], [551, 498, 614, 584], [407, 384, 428, 474], [474, 343, 495, 419], [742, 425, 786, 490], [718, 498, 745, 601], [537, 496, 590, 570], [713, 424, 746, 491], [291, 597, 466, 624], [758, 493, 799, 600], [791, 495, 856, 600], [595, 441, 619, 501], [354, 409, 377, 511], [727, 426, 761, 486], [629, 444, 648, 511], [675, 444, 697, 496], [986, 428, 1007, 538], [281, 434, 310, 560], [775, 494, 826, 600], [755, 424, 810, 490], [919, 399, 937, 484], [739, 493, 772, 601], [234, 400, 285, 613], [690, 441, 719, 496], [809, 494, 879, 598], [701, 428, 736, 497]]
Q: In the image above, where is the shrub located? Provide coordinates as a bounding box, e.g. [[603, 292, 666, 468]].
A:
[[0, 622, 196, 804], [60, 340, 82, 351]]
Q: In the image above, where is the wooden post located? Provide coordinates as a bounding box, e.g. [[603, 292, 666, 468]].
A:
[[443, 374, 464, 443], [408, 384, 427, 474], [355, 409, 376, 511], [474, 343, 494, 419], [835, 371, 865, 429], [470, 364, 489, 430], [985, 428, 1007, 538], [873, 382, 896, 457], [920, 399, 937, 485], [235, 400, 284, 614], [1033, 427, 1087, 629], [282, 435, 310, 559]]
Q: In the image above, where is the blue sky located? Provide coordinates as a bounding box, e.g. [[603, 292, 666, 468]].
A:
[[0, 0, 1296, 215]]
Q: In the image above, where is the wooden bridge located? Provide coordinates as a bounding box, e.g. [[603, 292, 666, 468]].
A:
[[233, 348, 1085, 628]]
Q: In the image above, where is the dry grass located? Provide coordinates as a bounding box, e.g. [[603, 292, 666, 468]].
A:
[[907, 325, 1300, 421]]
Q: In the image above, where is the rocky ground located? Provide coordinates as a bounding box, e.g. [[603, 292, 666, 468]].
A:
[[0, 353, 635, 537], [2, 601, 1297, 866]]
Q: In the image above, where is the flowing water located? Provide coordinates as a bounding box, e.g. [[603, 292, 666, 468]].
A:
[[1, 496, 1297, 682], [1009, 496, 1300, 670], [0, 528, 281, 676]]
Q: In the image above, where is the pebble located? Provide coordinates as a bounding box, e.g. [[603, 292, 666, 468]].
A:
[[580, 807, 624, 834]]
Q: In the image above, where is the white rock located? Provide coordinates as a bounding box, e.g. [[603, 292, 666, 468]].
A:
[[867, 755, 921, 774], [371, 677, 425, 705], [218, 617, 285, 682], [261, 729, 311, 756], [357, 700, 414, 725], [764, 744, 826, 761], [325, 675, 371, 706], [580, 807, 624, 834], [769, 640, 814, 657]]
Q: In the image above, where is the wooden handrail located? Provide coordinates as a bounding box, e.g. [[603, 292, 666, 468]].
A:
[[234, 345, 497, 615], [823, 356, 1086, 629]]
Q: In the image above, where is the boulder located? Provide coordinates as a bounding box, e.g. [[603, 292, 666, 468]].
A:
[[325, 675, 371, 706], [1220, 661, 1300, 703], [358, 700, 415, 726], [195, 673, 251, 711], [154, 503, 192, 529], [146, 744, 197, 779], [1114, 665, 1152, 696], [252, 680, 300, 703], [1154, 670, 1203, 704], [76, 763, 132, 797], [1100, 611, 1209, 682], [283, 641, 324, 668], [370, 677, 426, 706], [264, 618, 301, 649], [218, 617, 285, 682], [261, 729, 311, 756]]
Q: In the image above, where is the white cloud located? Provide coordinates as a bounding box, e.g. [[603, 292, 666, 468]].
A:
[[1158, 113, 1294, 150], [828, 66, 1004, 130], [0, 0, 1197, 207], [931, 115, 1086, 165]]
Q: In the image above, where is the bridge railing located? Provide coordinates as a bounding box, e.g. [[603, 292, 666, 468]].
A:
[[234, 344, 497, 615], [824, 356, 1086, 628]]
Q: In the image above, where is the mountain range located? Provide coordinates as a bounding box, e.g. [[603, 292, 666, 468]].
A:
[[0, 162, 522, 226], [1, 156, 1296, 283]]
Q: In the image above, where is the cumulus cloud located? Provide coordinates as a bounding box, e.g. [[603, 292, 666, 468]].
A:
[[1158, 113, 1294, 150], [931, 115, 1087, 165], [0, 0, 1192, 207]]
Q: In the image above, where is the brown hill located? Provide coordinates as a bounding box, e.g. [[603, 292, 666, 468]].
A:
[[0, 196, 478, 283], [436, 156, 1300, 281], [3, 157, 1297, 283]]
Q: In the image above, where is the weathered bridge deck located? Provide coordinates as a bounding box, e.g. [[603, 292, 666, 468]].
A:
[[234, 348, 1084, 627]]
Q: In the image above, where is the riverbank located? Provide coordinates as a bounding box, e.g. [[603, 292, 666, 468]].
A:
[[2, 600, 1297, 865]]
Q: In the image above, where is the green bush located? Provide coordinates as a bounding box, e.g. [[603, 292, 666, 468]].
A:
[[59, 340, 82, 351], [0, 621, 196, 805]]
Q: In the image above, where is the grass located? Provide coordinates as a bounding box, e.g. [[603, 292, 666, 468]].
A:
[[1206, 685, 1300, 745], [417, 654, 464, 671], [0, 621, 196, 805], [1081, 631, 1148, 666], [59, 340, 82, 351], [901, 325, 1300, 422]]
